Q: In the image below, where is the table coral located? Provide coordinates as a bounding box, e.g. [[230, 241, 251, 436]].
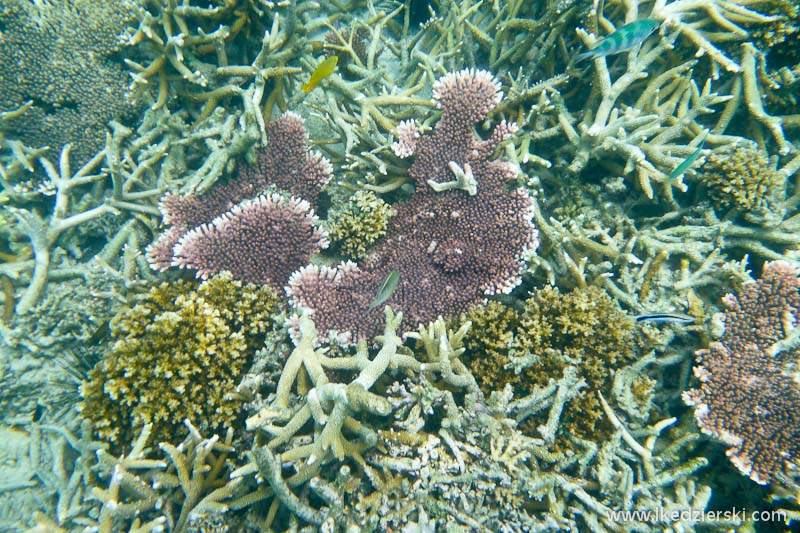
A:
[[81, 273, 284, 450], [147, 112, 331, 287], [288, 69, 537, 343], [684, 260, 800, 487]]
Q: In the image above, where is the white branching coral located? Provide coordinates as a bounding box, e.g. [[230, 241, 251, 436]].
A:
[[602, 0, 781, 75], [561, 36, 732, 201]]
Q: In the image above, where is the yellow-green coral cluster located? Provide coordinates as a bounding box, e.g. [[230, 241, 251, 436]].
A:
[[81, 273, 284, 450], [327, 190, 395, 260], [747, 0, 800, 61], [699, 144, 786, 223], [462, 301, 522, 391], [462, 286, 637, 442]]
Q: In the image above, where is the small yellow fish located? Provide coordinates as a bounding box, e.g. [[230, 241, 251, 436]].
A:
[[302, 56, 338, 93]]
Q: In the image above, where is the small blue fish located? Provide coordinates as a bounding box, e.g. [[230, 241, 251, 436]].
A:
[[635, 312, 695, 325], [369, 270, 400, 311], [668, 135, 707, 180], [577, 19, 661, 62]]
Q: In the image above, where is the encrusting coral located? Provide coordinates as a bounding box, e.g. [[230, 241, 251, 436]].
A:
[[288, 69, 538, 343], [81, 273, 284, 450], [684, 261, 800, 488], [0, 0, 140, 167], [147, 112, 331, 287]]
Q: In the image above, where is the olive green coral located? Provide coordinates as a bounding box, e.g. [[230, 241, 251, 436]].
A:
[[699, 143, 786, 225], [81, 273, 284, 450], [461, 301, 522, 392], [462, 286, 638, 443], [326, 190, 395, 261]]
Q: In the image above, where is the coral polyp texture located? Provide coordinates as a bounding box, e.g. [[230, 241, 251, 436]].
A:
[[683, 261, 800, 486], [462, 285, 640, 444], [327, 190, 395, 261], [81, 273, 284, 450], [146, 112, 330, 287], [288, 69, 537, 343], [698, 142, 786, 224]]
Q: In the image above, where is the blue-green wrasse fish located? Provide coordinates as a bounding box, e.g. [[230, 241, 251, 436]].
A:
[[635, 312, 695, 325], [369, 270, 400, 311], [577, 19, 661, 62], [668, 134, 707, 180]]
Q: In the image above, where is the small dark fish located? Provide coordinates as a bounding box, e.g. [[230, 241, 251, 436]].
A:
[[668, 135, 707, 180], [577, 19, 661, 62], [369, 270, 400, 311], [635, 312, 695, 325]]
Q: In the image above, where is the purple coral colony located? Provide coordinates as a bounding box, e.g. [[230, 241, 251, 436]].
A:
[[150, 70, 538, 343], [4, 0, 800, 530]]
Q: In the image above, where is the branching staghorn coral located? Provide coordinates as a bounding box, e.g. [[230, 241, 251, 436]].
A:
[[244, 308, 479, 528], [304, 0, 580, 191], [24, 420, 264, 533], [124, 0, 306, 119], [738, 42, 800, 155], [561, 34, 733, 202], [524, 149, 799, 319], [5, 146, 120, 314], [239, 310, 726, 531], [1, 92, 275, 317], [603, 0, 781, 75]]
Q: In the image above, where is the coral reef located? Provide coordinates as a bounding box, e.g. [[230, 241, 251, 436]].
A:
[[124, 0, 304, 120], [0, 267, 133, 426], [3, 145, 121, 314], [81, 273, 284, 449], [288, 69, 537, 343], [17, 420, 262, 533], [147, 112, 331, 286], [684, 261, 800, 487], [3, 0, 800, 530], [0, 0, 140, 166], [239, 311, 720, 531]]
